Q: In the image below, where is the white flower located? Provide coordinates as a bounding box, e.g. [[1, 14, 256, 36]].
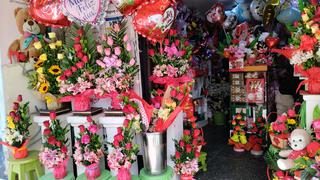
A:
[[290, 51, 314, 65]]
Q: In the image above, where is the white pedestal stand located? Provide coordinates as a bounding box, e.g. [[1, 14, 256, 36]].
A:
[[303, 94, 320, 130], [33, 113, 73, 174], [167, 111, 184, 180], [99, 116, 139, 176], [67, 114, 105, 176]]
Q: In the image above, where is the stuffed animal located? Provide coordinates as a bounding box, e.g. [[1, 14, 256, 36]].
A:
[[277, 129, 312, 170], [8, 8, 45, 63]]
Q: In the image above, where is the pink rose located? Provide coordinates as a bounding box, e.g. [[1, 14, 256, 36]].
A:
[[43, 128, 51, 136], [82, 56, 89, 63], [123, 119, 130, 128], [114, 140, 119, 147], [287, 109, 296, 117], [74, 44, 82, 52], [43, 120, 50, 127], [49, 111, 56, 120], [170, 89, 177, 97], [61, 146, 68, 153], [13, 102, 19, 110], [64, 69, 72, 77], [114, 134, 124, 141], [76, 62, 84, 69], [81, 134, 90, 144], [123, 34, 129, 42], [176, 93, 185, 101], [74, 37, 81, 43], [117, 127, 122, 134], [71, 66, 77, 72], [129, 58, 135, 66], [79, 125, 85, 133], [96, 60, 106, 68], [179, 140, 185, 147], [9, 111, 16, 118], [126, 43, 132, 51], [175, 151, 181, 159], [14, 115, 20, 122], [115, 47, 121, 56], [107, 37, 113, 46], [186, 144, 192, 153], [17, 95, 22, 102], [88, 124, 98, 134], [277, 115, 287, 123], [77, 52, 84, 59], [105, 48, 111, 56], [97, 45, 103, 54], [87, 116, 93, 123], [125, 143, 132, 150]]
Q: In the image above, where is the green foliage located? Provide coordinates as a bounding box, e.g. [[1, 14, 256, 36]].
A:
[[264, 145, 281, 170]]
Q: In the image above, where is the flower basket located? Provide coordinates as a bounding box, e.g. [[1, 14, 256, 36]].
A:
[[117, 166, 131, 180], [72, 96, 91, 111], [13, 145, 28, 159], [85, 162, 101, 180], [269, 132, 289, 149], [180, 174, 193, 180], [53, 158, 69, 179]]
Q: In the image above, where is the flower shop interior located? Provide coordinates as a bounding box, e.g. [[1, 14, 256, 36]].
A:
[[1, 0, 320, 179]]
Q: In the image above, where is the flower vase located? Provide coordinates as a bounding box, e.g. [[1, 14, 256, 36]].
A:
[[72, 96, 91, 111], [13, 146, 28, 159], [53, 158, 68, 179], [180, 174, 193, 180], [85, 163, 101, 180], [117, 166, 131, 180]]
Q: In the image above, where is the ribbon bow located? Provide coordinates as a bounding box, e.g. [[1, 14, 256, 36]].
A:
[[23, 32, 43, 50]]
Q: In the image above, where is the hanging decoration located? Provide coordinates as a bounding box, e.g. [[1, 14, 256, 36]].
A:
[[206, 3, 225, 24], [262, 0, 279, 29], [111, 0, 146, 16], [249, 0, 266, 21], [132, 0, 176, 43], [29, 0, 71, 28], [61, 0, 109, 25]]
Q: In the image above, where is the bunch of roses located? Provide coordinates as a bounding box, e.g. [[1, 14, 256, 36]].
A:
[[73, 117, 104, 166], [39, 112, 68, 168], [270, 108, 299, 135], [95, 22, 139, 95]]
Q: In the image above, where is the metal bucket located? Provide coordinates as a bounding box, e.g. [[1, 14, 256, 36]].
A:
[[143, 131, 167, 175]]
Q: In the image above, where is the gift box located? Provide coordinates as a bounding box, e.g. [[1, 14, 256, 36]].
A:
[[269, 132, 289, 149]]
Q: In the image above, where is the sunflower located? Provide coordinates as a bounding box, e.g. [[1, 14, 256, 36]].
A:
[[34, 59, 44, 69], [48, 65, 61, 75], [39, 83, 49, 94]]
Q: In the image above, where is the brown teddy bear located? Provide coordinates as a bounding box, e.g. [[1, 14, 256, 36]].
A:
[[8, 8, 45, 63]]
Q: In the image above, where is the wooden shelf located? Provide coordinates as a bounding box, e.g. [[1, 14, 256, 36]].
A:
[[229, 65, 268, 72]]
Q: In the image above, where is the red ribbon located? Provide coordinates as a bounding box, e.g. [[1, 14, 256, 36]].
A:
[[149, 75, 193, 87]]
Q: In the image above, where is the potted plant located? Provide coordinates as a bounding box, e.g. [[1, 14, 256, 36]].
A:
[[1, 95, 31, 159], [39, 112, 69, 179], [229, 113, 248, 152]]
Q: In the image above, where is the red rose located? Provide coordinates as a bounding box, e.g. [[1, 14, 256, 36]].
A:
[[77, 29, 84, 36], [56, 141, 62, 147], [49, 111, 56, 120], [82, 56, 89, 63], [174, 40, 180, 46], [87, 116, 93, 123], [193, 129, 201, 138], [18, 52, 27, 62], [287, 109, 296, 117], [71, 66, 77, 72], [154, 118, 164, 132], [148, 49, 155, 56], [123, 105, 135, 114], [169, 29, 177, 36], [300, 35, 318, 51], [61, 146, 68, 153], [79, 125, 85, 133], [43, 120, 50, 127], [43, 128, 51, 136], [179, 140, 185, 147], [175, 151, 181, 159], [13, 115, 20, 122], [176, 93, 185, 101], [74, 44, 82, 52], [293, 21, 299, 27], [186, 144, 192, 153], [76, 61, 84, 69], [9, 111, 16, 118], [13, 102, 19, 110], [184, 41, 190, 46], [74, 36, 81, 43], [64, 69, 72, 77], [192, 139, 198, 146], [117, 127, 122, 134], [164, 39, 170, 45], [115, 134, 124, 141], [170, 89, 177, 97], [76, 52, 84, 59], [179, 50, 186, 56], [310, 0, 318, 5], [48, 136, 56, 145], [195, 151, 200, 158], [123, 119, 130, 128], [125, 143, 132, 150], [60, 75, 66, 81], [183, 130, 191, 136], [114, 140, 119, 147], [17, 95, 22, 102]]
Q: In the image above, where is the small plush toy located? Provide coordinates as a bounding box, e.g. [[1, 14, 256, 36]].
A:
[[8, 8, 45, 63], [277, 129, 312, 170]]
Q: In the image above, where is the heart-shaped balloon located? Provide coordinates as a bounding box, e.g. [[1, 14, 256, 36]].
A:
[[265, 36, 280, 48], [61, 0, 109, 25], [29, 0, 71, 28], [133, 0, 176, 43], [206, 3, 225, 24], [111, 0, 147, 16]]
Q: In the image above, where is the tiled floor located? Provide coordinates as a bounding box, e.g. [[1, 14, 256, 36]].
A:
[[196, 125, 267, 180]]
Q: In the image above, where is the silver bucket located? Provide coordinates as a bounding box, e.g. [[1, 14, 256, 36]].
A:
[[143, 131, 167, 175]]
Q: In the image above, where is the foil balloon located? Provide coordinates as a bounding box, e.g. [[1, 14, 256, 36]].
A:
[[232, 2, 252, 23], [29, 0, 71, 28], [223, 12, 238, 30], [232, 22, 250, 42], [250, 0, 266, 21], [133, 0, 176, 43], [61, 0, 109, 25], [111, 0, 146, 16], [263, 0, 279, 28], [206, 3, 225, 24], [277, 7, 301, 25]]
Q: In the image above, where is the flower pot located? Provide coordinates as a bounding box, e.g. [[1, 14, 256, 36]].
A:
[[72, 96, 91, 111], [53, 158, 68, 179], [13, 146, 28, 159], [181, 174, 193, 180], [213, 112, 225, 125], [85, 163, 101, 180], [117, 166, 131, 180], [142, 131, 167, 175], [269, 133, 289, 149]]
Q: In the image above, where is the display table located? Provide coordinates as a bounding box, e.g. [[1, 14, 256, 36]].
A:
[[109, 175, 140, 180], [99, 115, 139, 176], [302, 93, 320, 129], [139, 167, 173, 180], [76, 169, 111, 180], [67, 114, 105, 176], [33, 113, 73, 174], [39, 172, 75, 180]]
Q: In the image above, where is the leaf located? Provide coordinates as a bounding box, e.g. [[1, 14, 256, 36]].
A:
[[298, 0, 305, 12], [313, 105, 320, 120]]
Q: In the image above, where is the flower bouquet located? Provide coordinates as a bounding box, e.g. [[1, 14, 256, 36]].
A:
[[73, 117, 104, 179], [1, 95, 31, 159], [148, 29, 193, 85], [27, 32, 64, 110], [39, 112, 69, 179], [228, 113, 248, 152], [247, 116, 266, 156], [95, 22, 139, 102], [172, 129, 202, 179], [59, 24, 99, 112]]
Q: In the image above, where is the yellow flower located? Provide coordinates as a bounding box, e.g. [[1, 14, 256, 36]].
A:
[[287, 119, 296, 125], [164, 99, 176, 108], [34, 59, 44, 69], [303, 156, 309, 160], [48, 32, 56, 39], [56, 40, 62, 47], [39, 54, 47, 61], [33, 41, 42, 49], [49, 43, 56, 49], [39, 83, 49, 94], [56, 76, 61, 83], [311, 24, 319, 34], [7, 116, 15, 129], [158, 108, 170, 120], [36, 67, 43, 74], [45, 96, 54, 104], [57, 53, 64, 60], [48, 65, 61, 75], [302, 13, 309, 22]]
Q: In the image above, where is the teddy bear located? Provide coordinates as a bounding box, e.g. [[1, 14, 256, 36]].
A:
[[8, 8, 45, 63], [277, 129, 312, 170]]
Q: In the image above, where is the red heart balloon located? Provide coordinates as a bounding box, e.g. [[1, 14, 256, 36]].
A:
[[112, 0, 147, 16], [133, 0, 176, 43], [29, 0, 70, 28], [265, 37, 280, 48]]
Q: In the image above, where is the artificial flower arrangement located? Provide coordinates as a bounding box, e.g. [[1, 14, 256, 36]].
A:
[[247, 116, 266, 155], [59, 24, 99, 111], [39, 112, 69, 179], [73, 116, 104, 179], [27, 32, 64, 110], [171, 129, 203, 178], [1, 95, 31, 159], [95, 22, 139, 97], [148, 29, 193, 84], [228, 113, 248, 152]]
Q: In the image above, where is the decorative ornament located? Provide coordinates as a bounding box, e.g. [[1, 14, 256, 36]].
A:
[[250, 0, 266, 21], [206, 3, 225, 24], [223, 12, 238, 30], [265, 36, 280, 48], [111, 0, 146, 16], [277, 7, 301, 25], [61, 0, 109, 25], [29, 0, 71, 27], [232, 2, 252, 22], [263, 0, 279, 28], [132, 0, 176, 43]]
